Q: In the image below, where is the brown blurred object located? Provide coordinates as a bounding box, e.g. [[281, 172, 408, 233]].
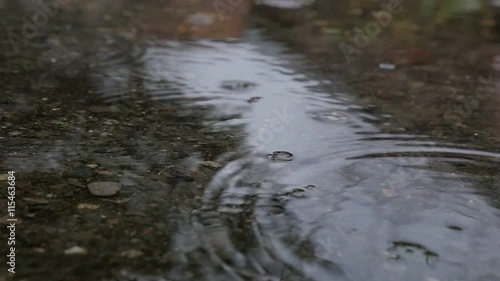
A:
[[492, 1, 500, 40], [384, 46, 433, 66], [492, 55, 500, 72], [253, 1, 312, 27], [64, 0, 252, 40], [133, 0, 252, 39]]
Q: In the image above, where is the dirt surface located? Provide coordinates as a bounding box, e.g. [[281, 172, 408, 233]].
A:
[[0, 2, 249, 280], [0, 1, 499, 281]]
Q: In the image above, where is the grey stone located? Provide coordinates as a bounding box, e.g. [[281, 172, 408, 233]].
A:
[[87, 182, 122, 197]]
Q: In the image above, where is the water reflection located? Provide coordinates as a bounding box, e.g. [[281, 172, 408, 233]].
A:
[[0, 1, 499, 281]]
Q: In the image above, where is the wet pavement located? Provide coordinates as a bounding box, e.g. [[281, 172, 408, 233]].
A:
[[0, 1, 499, 281]]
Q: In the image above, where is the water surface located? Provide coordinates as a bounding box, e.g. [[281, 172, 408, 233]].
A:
[[0, 1, 499, 281]]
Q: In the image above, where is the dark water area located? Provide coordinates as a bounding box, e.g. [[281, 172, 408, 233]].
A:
[[0, 1, 499, 281]]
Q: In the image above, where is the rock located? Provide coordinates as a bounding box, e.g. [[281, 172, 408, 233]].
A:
[[67, 178, 85, 188], [88, 105, 119, 113], [44, 227, 58, 234], [97, 170, 117, 176], [100, 198, 130, 204], [23, 198, 49, 205], [120, 249, 143, 258], [186, 13, 215, 26], [33, 247, 46, 254], [64, 246, 87, 255], [378, 63, 396, 70], [77, 203, 100, 210], [64, 191, 75, 198], [87, 182, 122, 197], [381, 189, 395, 197], [200, 161, 223, 169], [0, 174, 8, 181], [70, 165, 92, 178]]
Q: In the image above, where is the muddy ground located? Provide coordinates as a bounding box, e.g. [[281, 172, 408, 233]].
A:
[[0, 1, 499, 281]]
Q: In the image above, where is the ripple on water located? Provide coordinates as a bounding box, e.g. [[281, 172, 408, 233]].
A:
[[307, 109, 350, 123], [387, 241, 439, 264], [247, 96, 263, 103], [220, 80, 258, 91]]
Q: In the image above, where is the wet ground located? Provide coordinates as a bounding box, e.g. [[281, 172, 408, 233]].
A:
[[0, 0, 499, 281]]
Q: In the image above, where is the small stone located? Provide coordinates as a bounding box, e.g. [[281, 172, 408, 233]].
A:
[[64, 246, 87, 255], [71, 165, 92, 178], [68, 178, 85, 188], [46, 194, 54, 198], [23, 198, 49, 205], [88, 105, 119, 113], [378, 63, 396, 70], [100, 198, 130, 204], [103, 119, 118, 125], [120, 249, 143, 258], [43, 226, 58, 234], [186, 13, 215, 26], [33, 247, 46, 254], [64, 191, 75, 198], [381, 189, 395, 197], [87, 182, 122, 197], [200, 161, 223, 169], [0, 174, 8, 181], [86, 163, 98, 169], [77, 203, 100, 210], [97, 170, 117, 176]]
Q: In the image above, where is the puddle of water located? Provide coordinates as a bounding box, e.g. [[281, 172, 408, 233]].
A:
[[86, 25, 500, 280], [0, 1, 499, 281]]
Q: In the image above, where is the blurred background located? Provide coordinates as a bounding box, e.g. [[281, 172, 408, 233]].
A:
[[0, 1, 499, 281]]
